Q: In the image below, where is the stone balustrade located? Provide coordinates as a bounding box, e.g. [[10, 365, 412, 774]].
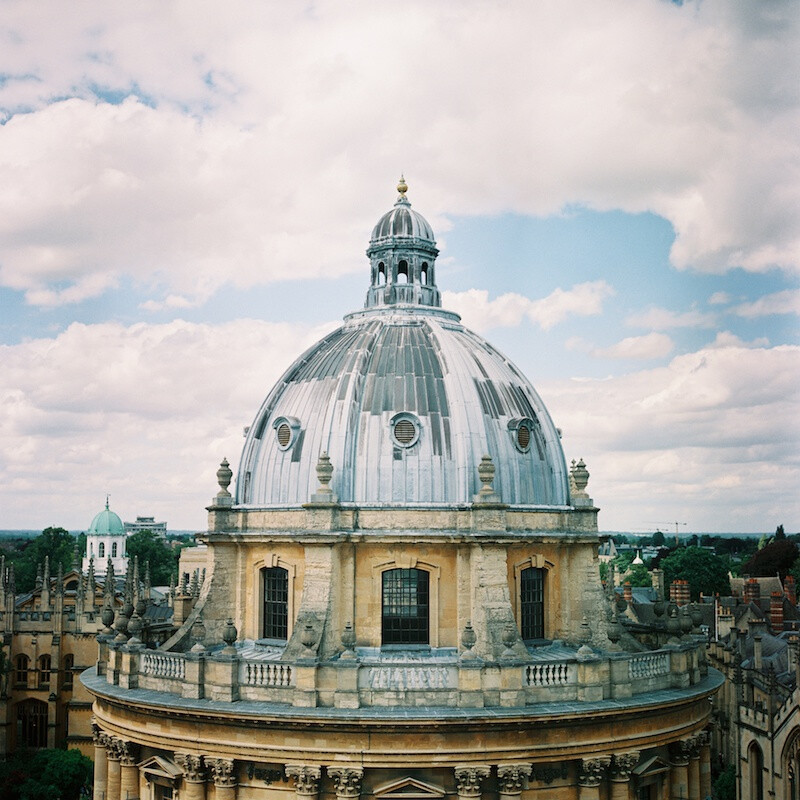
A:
[[103, 638, 707, 711]]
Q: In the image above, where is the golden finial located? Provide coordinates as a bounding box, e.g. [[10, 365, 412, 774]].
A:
[[397, 174, 408, 196]]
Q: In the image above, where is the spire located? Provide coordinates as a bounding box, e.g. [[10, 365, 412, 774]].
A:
[[56, 561, 64, 596]]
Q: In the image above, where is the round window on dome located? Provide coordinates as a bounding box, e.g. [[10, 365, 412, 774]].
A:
[[273, 416, 301, 451], [390, 413, 421, 448], [517, 424, 531, 451], [276, 424, 291, 448], [509, 417, 535, 454]]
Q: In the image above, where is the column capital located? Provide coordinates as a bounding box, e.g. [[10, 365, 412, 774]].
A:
[[454, 765, 491, 797], [610, 752, 639, 782], [578, 756, 611, 788], [117, 739, 139, 767], [669, 739, 692, 767], [329, 766, 364, 798], [286, 764, 322, 796], [497, 763, 532, 794], [175, 753, 206, 784], [209, 758, 237, 788], [105, 737, 122, 762]]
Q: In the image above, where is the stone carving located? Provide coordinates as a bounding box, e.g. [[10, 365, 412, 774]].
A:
[[497, 763, 532, 794], [454, 765, 491, 797], [175, 753, 206, 783], [530, 763, 568, 785], [286, 764, 322, 796], [117, 739, 138, 767], [329, 766, 364, 798], [669, 739, 692, 766], [246, 764, 285, 783], [209, 758, 237, 788], [578, 757, 611, 787], [611, 752, 640, 780], [368, 665, 452, 690]]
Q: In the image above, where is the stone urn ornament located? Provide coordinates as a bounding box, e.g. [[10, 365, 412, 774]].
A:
[[461, 621, 478, 659], [340, 622, 357, 659]]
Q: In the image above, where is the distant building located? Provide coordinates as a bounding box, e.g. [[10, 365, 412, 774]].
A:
[[82, 500, 128, 577], [123, 515, 167, 538]]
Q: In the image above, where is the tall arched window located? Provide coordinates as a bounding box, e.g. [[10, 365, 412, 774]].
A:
[[62, 654, 74, 690], [396, 260, 408, 283], [262, 567, 289, 641], [16, 699, 48, 748], [377, 262, 386, 285], [99, 542, 105, 558], [15, 655, 29, 686], [421, 262, 429, 284], [382, 568, 429, 645], [112, 542, 118, 557], [520, 567, 545, 640], [37, 654, 51, 689], [749, 742, 764, 800]]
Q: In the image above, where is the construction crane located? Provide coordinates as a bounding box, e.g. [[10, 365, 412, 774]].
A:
[[646, 521, 688, 547]]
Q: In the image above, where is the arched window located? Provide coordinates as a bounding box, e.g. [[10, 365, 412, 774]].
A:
[[16, 699, 48, 748], [382, 568, 429, 645], [377, 262, 386, 285], [112, 542, 118, 558], [15, 655, 29, 686], [520, 567, 545, 640], [37, 654, 51, 689], [63, 654, 74, 690], [749, 742, 764, 800], [99, 542, 105, 558], [396, 260, 409, 283], [421, 262, 429, 284], [262, 567, 289, 641]]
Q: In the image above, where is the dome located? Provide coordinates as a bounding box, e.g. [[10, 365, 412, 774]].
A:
[[88, 499, 125, 535], [369, 175, 435, 243], [236, 180, 570, 510]]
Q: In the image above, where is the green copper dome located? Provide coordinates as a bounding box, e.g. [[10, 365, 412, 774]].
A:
[[88, 499, 125, 535]]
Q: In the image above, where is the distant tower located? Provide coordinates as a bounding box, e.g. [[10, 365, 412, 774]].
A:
[[82, 498, 128, 576]]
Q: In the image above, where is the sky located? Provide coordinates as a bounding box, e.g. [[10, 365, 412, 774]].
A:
[[0, 1, 798, 534]]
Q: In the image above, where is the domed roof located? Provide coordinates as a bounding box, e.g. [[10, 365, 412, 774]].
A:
[[88, 499, 125, 535], [235, 181, 570, 510], [370, 177, 435, 243]]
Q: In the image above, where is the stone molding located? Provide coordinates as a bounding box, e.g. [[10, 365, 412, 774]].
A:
[[175, 753, 206, 783], [286, 764, 322, 796], [329, 766, 364, 798], [497, 763, 532, 794], [454, 765, 491, 797], [578, 756, 611, 787], [209, 758, 237, 788], [610, 752, 640, 781]]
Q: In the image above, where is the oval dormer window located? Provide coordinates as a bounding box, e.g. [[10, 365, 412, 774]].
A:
[[390, 412, 421, 448], [273, 416, 301, 451], [508, 417, 535, 454]]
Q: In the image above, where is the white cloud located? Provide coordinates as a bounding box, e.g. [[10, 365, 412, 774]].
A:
[[731, 289, 800, 318], [708, 292, 731, 306], [0, 0, 796, 308], [707, 331, 770, 349], [594, 333, 674, 360], [542, 341, 800, 531], [442, 281, 614, 332], [626, 307, 717, 330]]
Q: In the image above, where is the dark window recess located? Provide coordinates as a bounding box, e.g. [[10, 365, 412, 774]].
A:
[[17, 699, 47, 749], [262, 567, 289, 641], [382, 568, 429, 645], [520, 567, 545, 640]]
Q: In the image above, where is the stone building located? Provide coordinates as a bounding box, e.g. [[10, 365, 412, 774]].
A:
[[83, 499, 129, 577], [85, 180, 721, 800]]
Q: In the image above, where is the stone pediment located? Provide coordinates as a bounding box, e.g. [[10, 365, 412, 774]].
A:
[[138, 754, 183, 780], [633, 755, 670, 776], [374, 777, 446, 799]]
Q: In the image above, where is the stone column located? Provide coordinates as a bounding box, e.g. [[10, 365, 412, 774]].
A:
[[698, 733, 712, 800], [329, 766, 364, 800], [610, 753, 639, 800], [497, 763, 532, 800], [209, 758, 237, 800], [669, 741, 690, 800], [577, 757, 611, 800], [106, 739, 122, 800], [92, 725, 108, 800], [119, 740, 140, 800], [286, 765, 322, 800], [175, 753, 206, 800], [687, 738, 701, 800], [454, 765, 491, 800]]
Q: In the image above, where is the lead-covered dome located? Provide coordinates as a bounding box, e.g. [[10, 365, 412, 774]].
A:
[[370, 177, 435, 242], [235, 181, 570, 509], [88, 499, 124, 535]]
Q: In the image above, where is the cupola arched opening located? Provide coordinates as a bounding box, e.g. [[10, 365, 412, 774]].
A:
[[396, 260, 409, 284]]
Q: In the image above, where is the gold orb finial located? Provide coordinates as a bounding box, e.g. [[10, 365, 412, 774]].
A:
[[397, 175, 408, 196]]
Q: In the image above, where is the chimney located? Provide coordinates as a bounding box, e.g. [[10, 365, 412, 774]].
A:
[[624, 582, 633, 605], [754, 635, 763, 670], [744, 578, 761, 605], [670, 580, 680, 605], [680, 580, 691, 607], [785, 575, 797, 606], [770, 592, 784, 633], [651, 569, 665, 601]]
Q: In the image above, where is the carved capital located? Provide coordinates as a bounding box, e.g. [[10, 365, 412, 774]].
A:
[[329, 767, 364, 798], [175, 753, 206, 783], [105, 736, 122, 761], [91, 721, 104, 747], [578, 757, 611, 787], [117, 739, 138, 767], [611, 752, 639, 781], [497, 763, 532, 794], [286, 764, 322, 796], [209, 758, 237, 788], [454, 765, 491, 797], [669, 739, 692, 767]]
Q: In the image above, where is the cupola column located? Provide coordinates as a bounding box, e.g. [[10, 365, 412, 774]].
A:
[[175, 754, 207, 800], [577, 757, 611, 800], [286, 765, 321, 800], [92, 725, 108, 800], [209, 758, 237, 800], [687, 737, 701, 800], [329, 766, 364, 800], [496, 763, 532, 800], [118, 740, 140, 800], [105, 739, 122, 800], [609, 753, 639, 800], [699, 732, 712, 799], [668, 740, 691, 800], [454, 765, 491, 800]]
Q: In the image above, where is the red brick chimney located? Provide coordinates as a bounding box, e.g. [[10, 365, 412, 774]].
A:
[[785, 575, 797, 606], [670, 580, 680, 604], [771, 591, 784, 633], [681, 580, 691, 607], [744, 578, 761, 605], [624, 581, 633, 605]]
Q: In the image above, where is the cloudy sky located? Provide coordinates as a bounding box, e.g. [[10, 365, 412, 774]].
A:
[[0, 1, 798, 533]]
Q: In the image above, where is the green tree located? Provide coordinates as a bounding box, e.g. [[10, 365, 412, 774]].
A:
[[624, 563, 652, 587], [713, 764, 735, 800], [651, 530, 666, 547], [742, 538, 799, 579], [660, 546, 731, 600], [126, 529, 180, 586], [776, 524, 786, 540], [0, 748, 92, 800], [12, 527, 77, 593]]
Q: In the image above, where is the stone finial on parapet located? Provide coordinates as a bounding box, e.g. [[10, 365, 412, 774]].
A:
[[473, 454, 502, 505], [570, 458, 594, 508], [308, 451, 338, 505]]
